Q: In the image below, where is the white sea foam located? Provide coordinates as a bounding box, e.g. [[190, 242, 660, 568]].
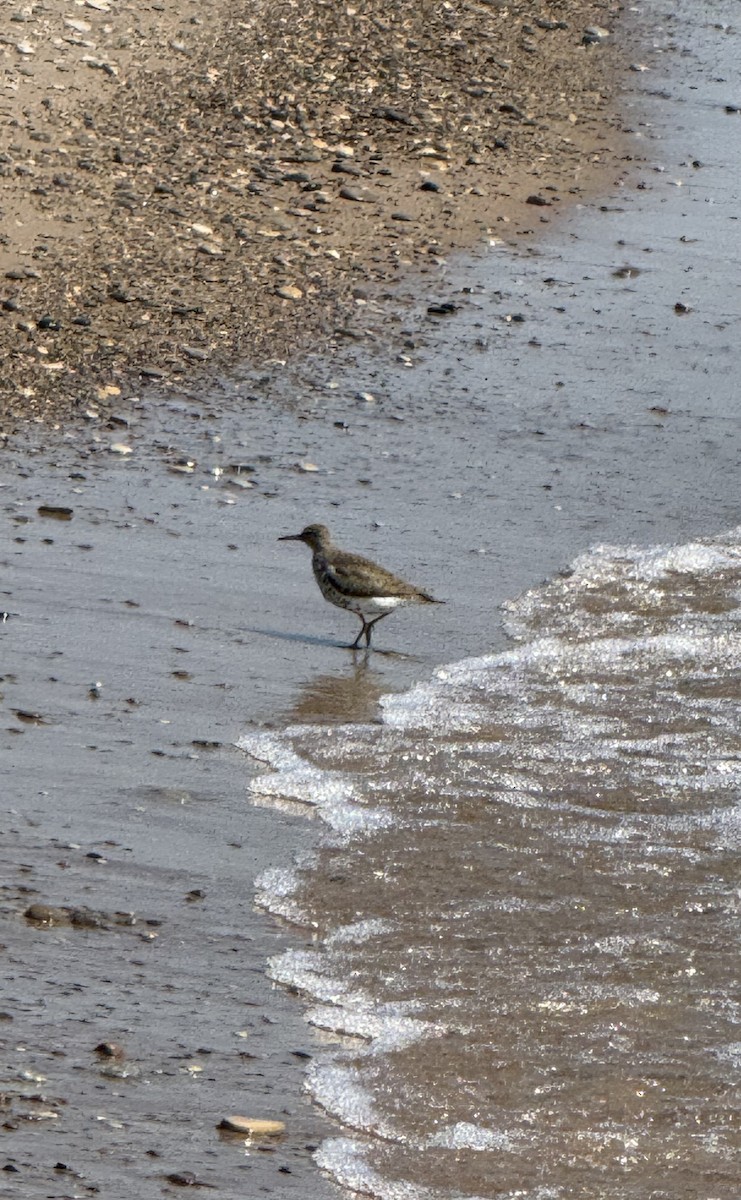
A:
[[305, 1003, 437, 1053], [268, 947, 439, 1051], [425, 1121, 515, 1151], [329, 918, 394, 944], [381, 628, 741, 735], [240, 729, 395, 836], [316, 1137, 452, 1200], [316, 1136, 558, 1200], [254, 865, 308, 924], [308, 1064, 386, 1135]]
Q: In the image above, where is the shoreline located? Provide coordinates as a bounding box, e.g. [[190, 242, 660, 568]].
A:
[[0, 0, 631, 424]]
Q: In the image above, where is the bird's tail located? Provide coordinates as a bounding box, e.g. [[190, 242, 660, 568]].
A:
[[420, 593, 445, 604]]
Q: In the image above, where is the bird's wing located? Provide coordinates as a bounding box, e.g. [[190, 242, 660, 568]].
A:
[[325, 552, 419, 598]]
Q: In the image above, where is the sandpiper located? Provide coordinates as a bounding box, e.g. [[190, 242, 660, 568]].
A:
[[279, 523, 443, 649]]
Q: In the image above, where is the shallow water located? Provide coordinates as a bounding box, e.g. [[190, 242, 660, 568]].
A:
[[242, 1, 741, 1196], [245, 529, 741, 1198]]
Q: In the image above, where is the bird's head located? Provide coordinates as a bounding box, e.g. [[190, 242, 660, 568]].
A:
[[278, 523, 331, 552]]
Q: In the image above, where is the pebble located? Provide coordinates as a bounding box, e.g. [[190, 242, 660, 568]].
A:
[[110, 443, 133, 455], [37, 505, 73, 520], [373, 105, 413, 125], [25, 903, 67, 925], [276, 285, 303, 300], [583, 25, 610, 44], [332, 161, 362, 177], [218, 1116, 285, 1136], [339, 185, 366, 202], [95, 1041, 125, 1059]]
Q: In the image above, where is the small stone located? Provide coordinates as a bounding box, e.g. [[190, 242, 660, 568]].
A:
[[372, 105, 412, 125], [82, 55, 118, 76], [276, 284, 303, 300], [109, 443, 133, 455], [218, 1116, 285, 1136], [25, 903, 67, 925], [297, 461, 319, 472], [197, 242, 224, 258], [391, 211, 414, 222], [95, 1041, 125, 1059], [332, 161, 362, 177], [14, 709, 48, 725], [583, 25, 610, 44], [37, 505, 73, 520], [420, 179, 441, 192], [526, 194, 550, 206], [339, 185, 366, 202]]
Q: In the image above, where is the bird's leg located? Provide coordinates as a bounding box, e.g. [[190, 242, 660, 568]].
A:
[[350, 616, 368, 650], [365, 613, 390, 648]]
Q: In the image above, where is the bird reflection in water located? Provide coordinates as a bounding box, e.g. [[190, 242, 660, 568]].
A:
[[286, 655, 386, 725]]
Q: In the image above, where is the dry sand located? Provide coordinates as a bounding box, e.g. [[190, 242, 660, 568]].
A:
[[0, 0, 629, 423]]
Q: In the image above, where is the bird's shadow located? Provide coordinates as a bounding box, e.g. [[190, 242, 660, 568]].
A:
[[241, 625, 416, 659]]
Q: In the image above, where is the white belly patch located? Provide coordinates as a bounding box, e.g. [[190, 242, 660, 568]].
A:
[[351, 596, 408, 619]]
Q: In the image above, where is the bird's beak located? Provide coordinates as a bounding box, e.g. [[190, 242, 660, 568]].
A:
[[278, 533, 302, 541]]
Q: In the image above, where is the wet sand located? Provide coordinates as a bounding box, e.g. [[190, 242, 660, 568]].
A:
[[2, 0, 741, 1195], [0, 0, 629, 422]]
